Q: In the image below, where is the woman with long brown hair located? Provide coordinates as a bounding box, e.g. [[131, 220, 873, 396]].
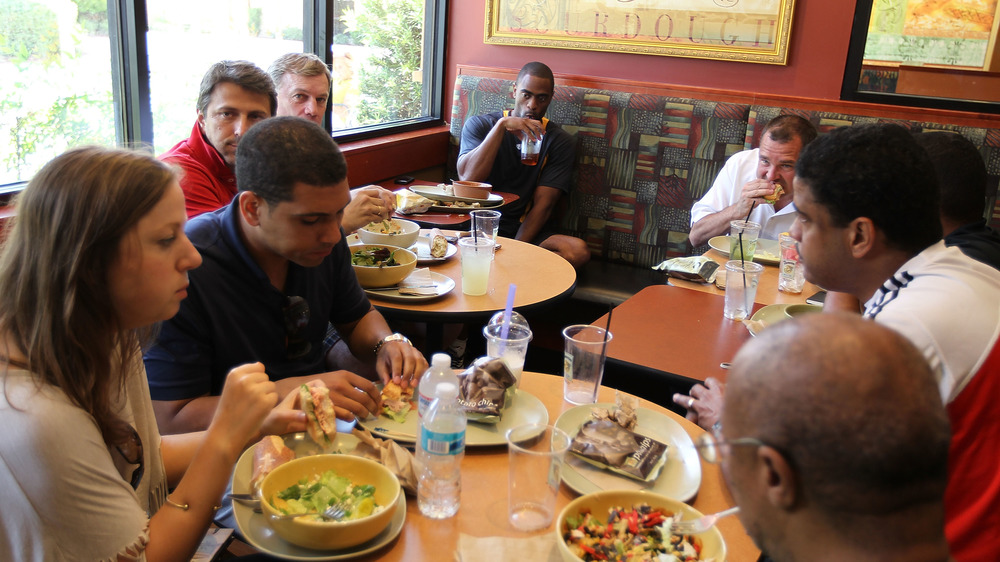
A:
[[0, 146, 278, 561]]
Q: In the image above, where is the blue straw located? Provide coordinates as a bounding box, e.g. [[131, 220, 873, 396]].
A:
[[498, 284, 516, 354]]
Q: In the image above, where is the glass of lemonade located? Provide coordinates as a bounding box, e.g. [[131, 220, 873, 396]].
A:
[[729, 220, 761, 261], [459, 237, 495, 296]]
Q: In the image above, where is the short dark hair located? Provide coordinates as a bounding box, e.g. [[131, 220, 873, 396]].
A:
[[196, 60, 277, 116], [762, 114, 817, 147], [235, 116, 347, 206], [795, 123, 942, 254], [914, 131, 988, 225], [515, 62, 554, 93]]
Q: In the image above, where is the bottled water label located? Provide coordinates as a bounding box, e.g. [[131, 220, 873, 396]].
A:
[[420, 429, 465, 455]]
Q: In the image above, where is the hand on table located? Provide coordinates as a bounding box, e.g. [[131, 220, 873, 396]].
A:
[[376, 340, 428, 390], [672, 377, 725, 431], [343, 185, 397, 233]]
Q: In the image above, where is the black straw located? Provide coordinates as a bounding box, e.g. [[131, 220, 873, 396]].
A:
[[738, 202, 757, 311], [599, 305, 613, 364]]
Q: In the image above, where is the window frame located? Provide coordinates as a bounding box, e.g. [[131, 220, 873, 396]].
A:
[[110, 0, 448, 149]]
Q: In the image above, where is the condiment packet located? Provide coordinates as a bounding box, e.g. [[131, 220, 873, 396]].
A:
[[398, 268, 436, 295], [395, 189, 435, 214], [569, 420, 669, 482], [652, 256, 719, 283], [457, 357, 517, 423]]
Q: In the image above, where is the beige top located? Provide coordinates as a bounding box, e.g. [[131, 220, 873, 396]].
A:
[[0, 353, 167, 561]]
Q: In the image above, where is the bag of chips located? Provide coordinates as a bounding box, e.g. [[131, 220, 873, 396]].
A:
[[652, 256, 719, 283], [456, 357, 516, 424]]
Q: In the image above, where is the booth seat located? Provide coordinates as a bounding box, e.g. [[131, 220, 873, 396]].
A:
[[448, 65, 1000, 305]]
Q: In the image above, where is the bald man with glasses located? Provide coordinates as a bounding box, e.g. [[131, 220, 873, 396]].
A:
[[704, 314, 953, 562]]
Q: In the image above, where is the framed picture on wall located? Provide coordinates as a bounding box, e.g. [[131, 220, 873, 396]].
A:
[[484, 0, 797, 65]]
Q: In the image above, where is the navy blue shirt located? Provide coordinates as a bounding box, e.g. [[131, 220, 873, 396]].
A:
[[459, 111, 576, 238], [945, 220, 1000, 272], [144, 199, 372, 400]]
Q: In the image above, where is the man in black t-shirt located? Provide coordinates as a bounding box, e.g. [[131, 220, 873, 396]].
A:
[[457, 62, 589, 268]]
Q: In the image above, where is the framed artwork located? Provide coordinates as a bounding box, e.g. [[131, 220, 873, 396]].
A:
[[484, 0, 797, 65]]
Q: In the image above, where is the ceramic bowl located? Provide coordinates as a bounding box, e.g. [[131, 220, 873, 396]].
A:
[[555, 490, 727, 562], [784, 303, 823, 319], [452, 180, 492, 200], [259, 454, 401, 551], [350, 244, 417, 288], [357, 218, 420, 249]]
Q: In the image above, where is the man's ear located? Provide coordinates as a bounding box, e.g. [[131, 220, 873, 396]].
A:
[[758, 446, 797, 510], [239, 192, 263, 227], [847, 217, 876, 259], [196, 110, 206, 130]]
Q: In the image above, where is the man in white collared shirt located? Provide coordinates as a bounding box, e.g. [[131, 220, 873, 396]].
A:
[[688, 115, 817, 246]]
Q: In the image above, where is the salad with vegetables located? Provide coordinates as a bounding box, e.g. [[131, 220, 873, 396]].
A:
[[271, 469, 381, 522], [562, 504, 709, 562], [351, 246, 399, 267]]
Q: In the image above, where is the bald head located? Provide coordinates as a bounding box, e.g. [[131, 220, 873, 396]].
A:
[[725, 314, 950, 515]]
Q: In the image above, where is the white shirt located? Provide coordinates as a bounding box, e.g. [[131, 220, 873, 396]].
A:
[[689, 148, 798, 240], [863, 241, 1000, 402], [0, 354, 166, 561]]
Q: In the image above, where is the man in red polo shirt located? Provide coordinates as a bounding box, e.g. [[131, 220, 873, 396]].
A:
[[160, 60, 275, 218]]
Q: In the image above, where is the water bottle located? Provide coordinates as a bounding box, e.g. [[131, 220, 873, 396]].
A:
[[417, 382, 466, 519], [418, 352, 459, 418]]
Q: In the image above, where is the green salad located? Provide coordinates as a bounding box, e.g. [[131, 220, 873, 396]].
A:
[[351, 247, 399, 267], [272, 469, 380, 521], [562, 504, 708, 561]]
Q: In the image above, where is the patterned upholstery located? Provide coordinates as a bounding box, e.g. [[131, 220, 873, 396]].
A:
[[450, 75, 1000, 271]]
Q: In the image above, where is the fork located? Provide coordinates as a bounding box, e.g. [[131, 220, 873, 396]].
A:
[[269, 500, 350, 521], [670, 506, 740, 534]]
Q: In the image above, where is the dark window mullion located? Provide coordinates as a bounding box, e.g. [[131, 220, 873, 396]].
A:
[[109, 0, 154, 149]]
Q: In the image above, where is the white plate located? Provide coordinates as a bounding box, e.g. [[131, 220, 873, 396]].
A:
[[413, 238, 457, 263], [554, 405, 702, 502], [356, 389, 549, 446], [410, 185, 504, 206], [363, 271, 455, 302], [708, 235, 781, 265], [230, 433, 407, 561]]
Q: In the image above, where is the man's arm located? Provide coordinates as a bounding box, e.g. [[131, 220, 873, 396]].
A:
[[689, 178, 779, 247], [516, 185, 562, 242], [336, 307, 428, 389], [152, 395, 220, 435], [458, 115, 544, 181]]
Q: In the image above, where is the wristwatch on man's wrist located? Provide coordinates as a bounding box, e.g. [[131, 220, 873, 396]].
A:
[[373, 333, 412, 355]]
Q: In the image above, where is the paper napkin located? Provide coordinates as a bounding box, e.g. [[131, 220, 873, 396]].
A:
[[455, 533, 561, 562], [398, 267, 436, 295]]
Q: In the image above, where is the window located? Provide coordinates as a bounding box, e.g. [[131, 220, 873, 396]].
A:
[[0, 0, 115, 186], [1, 0, 446, 185]]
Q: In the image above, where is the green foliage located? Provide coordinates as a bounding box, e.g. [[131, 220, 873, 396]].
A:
[[2, 92, 115, 181], [0, 0, 62, 62], [73, 0, 107, 35], [343, 0, 424, 124], [281, 25, 303, 41], [248, 7, 262, 36]]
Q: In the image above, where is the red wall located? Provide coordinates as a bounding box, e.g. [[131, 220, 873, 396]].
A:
[[445, 1, 858, 116]]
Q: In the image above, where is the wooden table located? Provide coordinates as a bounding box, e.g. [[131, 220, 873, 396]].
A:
[[370, 232, 577, 352], [344, 372, 758, 561], [594, 285, 760, 387], [668, 248, 821, 305], [379, 180, 519, 227]]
